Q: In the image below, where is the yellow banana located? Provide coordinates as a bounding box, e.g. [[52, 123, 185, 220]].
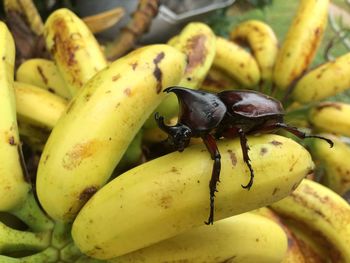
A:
[[273, 0, 329, 90], [253, 207, 306, 263], [292, 52, 350, 103], [36, 44, 186, 222], [308, 102, 350, 137], [14, 82, 68, 130], [16, 58, 71, 99], [308, 135, 350, 196], [44, 8, 107, 96], [72, 134, 314, 259], [270, 178, 350, 263], [144, 22, 216, 128], [0, 21, 30, 211], [108, 212, 287, 263], [229, 19, 278, 84], [214, 36, 261, 87]]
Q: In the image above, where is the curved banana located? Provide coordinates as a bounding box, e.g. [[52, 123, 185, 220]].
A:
[[108, 213, 287, 263], [16, 58, 71, 99], [36, 44, 186, 222], [44, 8, 107, 96], [229, 19, 278, 84], [0, 21, 30, 211], [144, 22, 216, 128], [214, 36, 261, 87], [14, 82, 68, 130], [292, 52, 350, 103], [273, 0, 329, 90], [252, 207, 306, 263], [309, 135, 350, 196], [72, 134, 314, 259], [270, 178, 350, 263]]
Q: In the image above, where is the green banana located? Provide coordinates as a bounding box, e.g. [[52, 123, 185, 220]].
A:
[[72, 134, 314, 259], [16, 58, 71, 99], [270, 178, 350, 263], [108, 213, 288, 263], [273, 0, 329, 90], [36, 44, 186, 222], [44, 8, 107, 96]]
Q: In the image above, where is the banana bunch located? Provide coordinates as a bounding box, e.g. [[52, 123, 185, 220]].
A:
[[2, 0, 350, 262]]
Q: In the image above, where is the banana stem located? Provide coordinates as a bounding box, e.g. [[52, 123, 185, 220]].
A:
[[0, 221, 51, 255], [60, 242, 83, 262], [51, 222, 72, 250], [10, 192, 54, 232]]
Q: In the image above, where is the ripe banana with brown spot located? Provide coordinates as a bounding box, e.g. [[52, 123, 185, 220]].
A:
[[14, 82, 68, 130], [0, 21, 30, 211], [229, 19, 278, 85], [273, 0, 329, 90], [144, 22, 216, 128], [308, 135, 350, 196], [16, 58, 71, 99], [292, 52, 350, 103], [308, 102, 350, 137], [107, 213, 288, 263], [270, 178, 350, 263], [72, 134, 314, 259], [44, 8, 107, 96], [36, 44, 186, 222], [213, 36, 261, 87]]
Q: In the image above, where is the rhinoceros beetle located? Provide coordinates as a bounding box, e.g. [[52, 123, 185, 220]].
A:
[[155, 86, 333, 225]]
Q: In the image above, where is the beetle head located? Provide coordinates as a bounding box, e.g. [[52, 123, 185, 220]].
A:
[[155, 112, 192, 152]]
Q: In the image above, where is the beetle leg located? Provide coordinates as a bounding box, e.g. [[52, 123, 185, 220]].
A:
[[274, 123, 334, 148], [238, 129, 255, 190], [201, 133, 221, 225]]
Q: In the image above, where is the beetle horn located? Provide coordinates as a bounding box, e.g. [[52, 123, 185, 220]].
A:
[[154, 112, 170, 132]]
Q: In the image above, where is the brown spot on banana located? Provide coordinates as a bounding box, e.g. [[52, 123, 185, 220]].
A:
[[185, 34, 207, 74], [79, 186, 98, 202], [227, 149, 237, 166], [153, 52, 165, 93]]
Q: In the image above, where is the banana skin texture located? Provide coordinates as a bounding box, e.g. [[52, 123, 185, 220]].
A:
[[36, 44, 186, 222], [72, 134, 314, 259]]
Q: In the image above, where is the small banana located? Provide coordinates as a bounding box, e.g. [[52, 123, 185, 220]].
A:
[[292, 52, 350, 103], [108, 213, 287, 263], [229, 19, 278, 85], [308, 102, 350, 137], [14, 82, 68, 130], [273, 0, 329, 90], [36, 44, 186, 222], [144, 22, 216, 128], [214, 36, 261, 87], [270, 178, 350, 263], [16, 58, 71, 99], [44, 8, 107, 96], [72, 134, 314, 259], [308, 135, 350, 196], [0, 21, 30, 211]]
